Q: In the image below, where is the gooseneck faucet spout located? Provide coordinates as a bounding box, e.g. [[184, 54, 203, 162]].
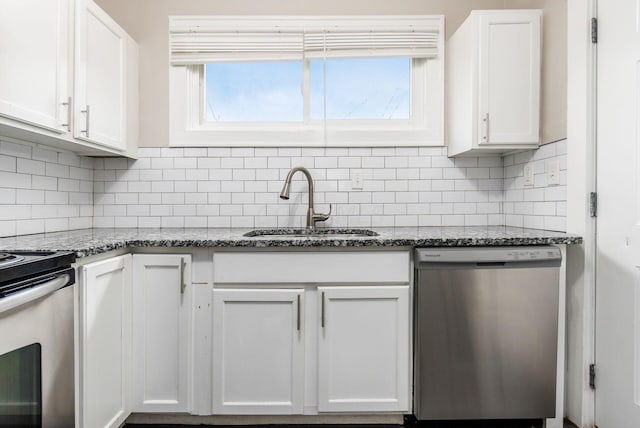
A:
[[280, 166, 331, 229]]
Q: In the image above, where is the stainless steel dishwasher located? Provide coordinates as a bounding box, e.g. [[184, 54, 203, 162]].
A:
[[413, 246, 562, 421]]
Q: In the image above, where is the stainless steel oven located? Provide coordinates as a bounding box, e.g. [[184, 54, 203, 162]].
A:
[[0, 251, 75, 428]]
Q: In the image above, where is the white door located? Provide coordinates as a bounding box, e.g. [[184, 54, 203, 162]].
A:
[[212, 288, 304, 414], [74, 0, 126, 150], [132, 254, 192, 413], [596, 0, 640, 426], [317, 286, 410, 412], [477, 11, 541, 145], [78, 254, 132, 428], [0, 0, 71, 133]]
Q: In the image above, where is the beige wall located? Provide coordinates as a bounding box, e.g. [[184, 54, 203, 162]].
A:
[[96, 0, 566, 147]]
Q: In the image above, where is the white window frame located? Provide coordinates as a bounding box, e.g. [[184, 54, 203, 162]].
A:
[[169, 16, 444, 148]]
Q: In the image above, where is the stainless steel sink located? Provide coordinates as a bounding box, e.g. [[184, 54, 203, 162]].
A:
[[243, 228, 379, 238]]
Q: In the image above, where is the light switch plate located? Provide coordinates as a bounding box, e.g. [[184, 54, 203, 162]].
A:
[[523, 164, 534, 186], [546, 160, 561, 185]]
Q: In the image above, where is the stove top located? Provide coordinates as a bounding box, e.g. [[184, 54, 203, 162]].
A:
[[0, 251, 76, 285], [0, 253, 25, 268]]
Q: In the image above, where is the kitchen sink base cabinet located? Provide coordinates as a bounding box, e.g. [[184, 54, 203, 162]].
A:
[[212, 289, 305, 415], [318, 286, 410, 412], [211, 250, 412, 416]]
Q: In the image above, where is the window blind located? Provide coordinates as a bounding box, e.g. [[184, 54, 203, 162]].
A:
[[169, 16, 442, 65]]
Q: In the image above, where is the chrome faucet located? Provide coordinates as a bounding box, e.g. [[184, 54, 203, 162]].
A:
[[279, 166, 331, 229]]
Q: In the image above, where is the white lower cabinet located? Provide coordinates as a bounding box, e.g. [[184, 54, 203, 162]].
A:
[[132, 254, 192, 413], [210, 250, 412, 416], [212, 288, 305, 414], [317, 286, 410, 412], [78, 254, 132, 428], [77, 249, 411, 422]]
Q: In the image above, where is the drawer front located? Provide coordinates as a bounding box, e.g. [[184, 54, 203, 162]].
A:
[[213, 251, 410, 284]]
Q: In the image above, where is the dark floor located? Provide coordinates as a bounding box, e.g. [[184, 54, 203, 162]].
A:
[[124, 419, 576, 428]]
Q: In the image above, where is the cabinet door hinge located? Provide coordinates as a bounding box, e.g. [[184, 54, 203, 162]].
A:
[[589, 363, 596, 389], [590, 192, 597, 217], [591, 18, 598, 43]]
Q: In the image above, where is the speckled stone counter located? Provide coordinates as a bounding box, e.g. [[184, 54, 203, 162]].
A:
[[0, 227, 583, 258]]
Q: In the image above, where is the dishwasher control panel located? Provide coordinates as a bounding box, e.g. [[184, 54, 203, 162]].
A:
[[415, 246, 562, 264]]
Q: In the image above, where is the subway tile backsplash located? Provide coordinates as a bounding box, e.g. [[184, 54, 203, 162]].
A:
[[0, 139, 567, 237], [503, 140, 567, 232], [0, 138, 94, 237], [92, 147, 505, 229]]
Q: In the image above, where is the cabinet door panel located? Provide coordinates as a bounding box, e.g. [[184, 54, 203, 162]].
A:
[[0, 0, 70, 132], [212, 289, 304, 414], [75, 0, 126, 150], [79, 254, 132, 428], [478, 12, 541, 145], [132, 254, 191, 413], [318, 286, 410, 412]]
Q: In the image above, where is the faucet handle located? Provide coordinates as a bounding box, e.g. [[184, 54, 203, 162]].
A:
[[313, 204, 332, 223]]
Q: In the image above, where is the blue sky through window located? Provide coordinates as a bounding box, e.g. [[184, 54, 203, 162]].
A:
[[310, 57, 410, 120], [205, 57, 410, 122], [205, 61, 303, 122]]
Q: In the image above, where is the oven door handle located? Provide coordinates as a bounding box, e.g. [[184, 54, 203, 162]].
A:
[[0, 273, 71, 315]]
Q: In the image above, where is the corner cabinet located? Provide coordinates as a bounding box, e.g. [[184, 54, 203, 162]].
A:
[[0, 0, 138, 157], [77, 254, 132, 428], [212, 289, 305, 414], [132, 254, 192, 413], [77, 253, 193, 427], [446, 10, 541, 157]]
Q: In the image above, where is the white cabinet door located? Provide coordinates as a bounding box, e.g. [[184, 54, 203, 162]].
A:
[[212, 288, 305, 414], [0, 0, 71, 133], [78, 254, 132, 428], [74, 0, 128, 150], [446, 9, 541, 156], [132, 254, 192, 413], [317, 286, 410, 412], [477, 11, 541, 146]]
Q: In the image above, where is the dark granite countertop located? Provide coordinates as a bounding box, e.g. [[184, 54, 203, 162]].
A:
[[0, 227, 582, 259]]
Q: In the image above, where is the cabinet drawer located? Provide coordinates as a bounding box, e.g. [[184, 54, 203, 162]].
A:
[[213, 251, 410, 284]]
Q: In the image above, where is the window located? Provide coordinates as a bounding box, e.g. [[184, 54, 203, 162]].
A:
[[204, 61, 304, 122], [169, 16, 444, 147]]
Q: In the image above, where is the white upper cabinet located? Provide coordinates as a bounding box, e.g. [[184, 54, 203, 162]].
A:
[[0, 0, 72, 133], [74, 0, 133, 151], [447, 10, 542, 157], [0, 0, 137, 156]]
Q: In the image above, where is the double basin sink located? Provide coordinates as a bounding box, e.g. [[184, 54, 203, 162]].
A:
[[243, 228, 379, 238]]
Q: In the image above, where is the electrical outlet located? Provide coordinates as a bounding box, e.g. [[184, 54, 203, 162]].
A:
[[523, 164, 534, 186], [351, 170, 364, 190], [546, 160, 561, 185]]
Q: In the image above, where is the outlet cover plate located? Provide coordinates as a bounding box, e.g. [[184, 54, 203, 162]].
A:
[[351, 170, 364, 190], [523, 164, 534, 186], [546, 160, 561, 185]]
